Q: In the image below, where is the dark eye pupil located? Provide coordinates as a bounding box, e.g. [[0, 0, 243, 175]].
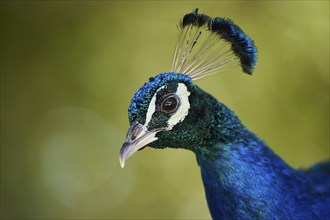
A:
[[162, 96, 178, 113]]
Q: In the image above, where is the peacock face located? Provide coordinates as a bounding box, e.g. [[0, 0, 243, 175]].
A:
[[120, 73, 195, 167]]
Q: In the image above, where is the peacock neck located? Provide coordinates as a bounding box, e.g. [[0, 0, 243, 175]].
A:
[[191, 94, 305, 219], [194, 125, 310, 219], [180, 86, 314, 219]]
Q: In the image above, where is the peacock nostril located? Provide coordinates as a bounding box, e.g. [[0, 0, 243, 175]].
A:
[[130, 125, 142, 141], [128, 122, 143, 141]]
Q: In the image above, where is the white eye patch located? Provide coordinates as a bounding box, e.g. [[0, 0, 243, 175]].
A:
[[144, 85, 165, 126], [144, 83, 190, 130], [167, 83, 190, 130]]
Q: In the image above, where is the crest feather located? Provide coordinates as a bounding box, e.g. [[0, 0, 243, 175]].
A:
[[171, 8, 257, 81]]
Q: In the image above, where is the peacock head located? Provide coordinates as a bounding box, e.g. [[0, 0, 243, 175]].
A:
[[119, 9, 257, 167], [120, 72, 204, 167]]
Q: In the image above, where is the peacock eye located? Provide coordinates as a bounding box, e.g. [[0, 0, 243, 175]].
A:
[[161, 95, 180, 114]]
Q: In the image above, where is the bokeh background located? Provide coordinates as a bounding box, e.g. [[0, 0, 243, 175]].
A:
[[1, 1, 329, 219]]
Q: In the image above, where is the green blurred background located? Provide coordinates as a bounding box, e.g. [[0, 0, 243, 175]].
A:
[[1, 1, 329, 219]]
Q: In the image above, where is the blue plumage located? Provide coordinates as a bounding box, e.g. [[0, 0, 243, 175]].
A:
[[120, 9, 330, 220], [196, 102, 330, 219]]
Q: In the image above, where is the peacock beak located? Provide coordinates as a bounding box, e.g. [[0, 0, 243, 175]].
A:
[[119, 122, 162, 168]]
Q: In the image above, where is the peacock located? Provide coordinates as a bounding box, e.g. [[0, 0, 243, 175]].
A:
[[119, 9, 330, 219]]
